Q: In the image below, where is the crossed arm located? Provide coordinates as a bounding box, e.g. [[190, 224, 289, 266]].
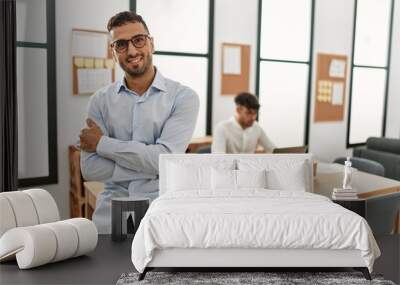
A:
[[80, 91, 200, 182]]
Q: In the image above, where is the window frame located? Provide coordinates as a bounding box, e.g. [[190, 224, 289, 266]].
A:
[[17, 0, 58, 187], [346, 0, 395, 148], [255, 0, 315, 147], [131, 0, 214, 135]]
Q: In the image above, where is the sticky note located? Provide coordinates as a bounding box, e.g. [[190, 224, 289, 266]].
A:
[[84, 58, 94, 68], [332, 82, 344, 105], [94, 58, 104, 68], [74, 57, 84, 68], [105, 59, 115, 69]]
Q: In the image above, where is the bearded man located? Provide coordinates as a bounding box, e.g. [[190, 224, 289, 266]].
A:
[[79, 11, 199, 233]]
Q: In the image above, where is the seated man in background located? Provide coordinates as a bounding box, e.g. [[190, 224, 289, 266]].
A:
[[79, 11, 199, 234], [212, 92, 275, 154]]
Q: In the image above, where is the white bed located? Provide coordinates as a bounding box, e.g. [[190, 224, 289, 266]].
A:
[[131, 154, 380, 280]]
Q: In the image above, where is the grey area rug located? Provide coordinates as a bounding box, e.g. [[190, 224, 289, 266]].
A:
[[116, 271, 395, 285]]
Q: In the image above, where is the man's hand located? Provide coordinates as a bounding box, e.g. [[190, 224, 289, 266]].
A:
[[80, 118, 103, 152]]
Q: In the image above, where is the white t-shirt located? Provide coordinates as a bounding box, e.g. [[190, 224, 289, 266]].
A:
[[211, 117, 275, 153]]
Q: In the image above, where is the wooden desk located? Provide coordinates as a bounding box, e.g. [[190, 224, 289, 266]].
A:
[[186, 136, 212, 153], [84, 181, 104, 220], [186, 136, 266, 153], [314, 162, 400, 235], [314, 162, 400, 199]]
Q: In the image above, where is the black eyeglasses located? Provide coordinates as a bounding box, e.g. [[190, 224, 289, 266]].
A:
[[110, 34, 151, 53]]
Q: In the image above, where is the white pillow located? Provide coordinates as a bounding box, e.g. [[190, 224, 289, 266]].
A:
[[211, 168, 236, 190], [167, 162, 211, 191], [237, 158, 310, 192], [211, 169, 268, 191], [166, 159, 236, 192], [266, 162, 308, 191], [236, 169, 267, 189]]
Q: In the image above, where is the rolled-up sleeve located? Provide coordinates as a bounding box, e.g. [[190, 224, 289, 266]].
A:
[[96, 88, 200, 175]]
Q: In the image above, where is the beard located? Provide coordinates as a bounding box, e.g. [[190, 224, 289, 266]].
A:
[[120, 53, 153, 77], [248, 119, 256, 126], [241, 118, 254, 128]]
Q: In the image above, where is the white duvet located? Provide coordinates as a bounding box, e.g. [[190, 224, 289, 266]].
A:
[[131, 190, 380, 273]]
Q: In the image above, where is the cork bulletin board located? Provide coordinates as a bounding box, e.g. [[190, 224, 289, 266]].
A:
[[71, 29, 116, 96], [221, 43, 250, 95], [314, 53, 348, 122]]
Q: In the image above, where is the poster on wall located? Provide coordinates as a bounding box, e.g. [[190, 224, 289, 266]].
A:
[[314, 53, 348, 122]]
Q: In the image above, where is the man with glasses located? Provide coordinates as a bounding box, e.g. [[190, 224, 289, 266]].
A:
[[79, 11, 199, 233], [212, 92, 275, 154]]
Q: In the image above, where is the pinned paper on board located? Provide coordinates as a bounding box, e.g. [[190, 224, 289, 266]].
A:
[[223, 46, 241, 75], [94, 58, 104, 68], [332, 82, 344, 105], [74, 57, 84, 68], [105, 59, 115, 69], [77, 69, 112, 94], [317, 80, 332, 103], [72, 30, 108, 58], [329, 59, 346, 78], [314, 53, 348, 122], [71, 29, 115, 95], [221, 43, 250, 95], [84, 58, 94, 68]]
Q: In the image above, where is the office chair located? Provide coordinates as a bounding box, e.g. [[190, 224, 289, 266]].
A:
[[333, 157, 385, 177]]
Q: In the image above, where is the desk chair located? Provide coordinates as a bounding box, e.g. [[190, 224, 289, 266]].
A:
[[196, 145, 211, 154], [273, 145, 308, 154]]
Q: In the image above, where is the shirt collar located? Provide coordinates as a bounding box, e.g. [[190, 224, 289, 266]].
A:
[[230, 116, 243, 130], [230, 116, 256, 131], [151, 68, 167, 92], [117, 67, 167, 94], [116, 78, 129, 94]]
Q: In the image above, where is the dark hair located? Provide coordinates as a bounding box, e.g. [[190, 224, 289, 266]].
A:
[[107, 11, 150, 33], [234, 92, 260, 111]]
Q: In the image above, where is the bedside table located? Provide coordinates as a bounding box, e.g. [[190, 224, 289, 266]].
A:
[[333, 199, 366, 218], [111, 197, 150, 242]]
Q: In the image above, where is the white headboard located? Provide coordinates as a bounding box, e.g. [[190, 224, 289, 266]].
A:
[[159, 154, 313, 195]]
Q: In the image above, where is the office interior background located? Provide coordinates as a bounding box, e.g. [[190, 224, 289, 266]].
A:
[[14, 0, 400, 219]]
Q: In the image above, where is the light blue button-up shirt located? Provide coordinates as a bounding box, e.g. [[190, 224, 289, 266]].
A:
[[80, 69, 200, 199]]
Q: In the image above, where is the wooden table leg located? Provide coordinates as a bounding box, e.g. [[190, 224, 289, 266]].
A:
[[392, 209, 400, 235]]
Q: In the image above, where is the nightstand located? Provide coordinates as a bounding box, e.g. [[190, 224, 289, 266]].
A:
[[111, 197, 150, 242], [333, 199, 366, 218]]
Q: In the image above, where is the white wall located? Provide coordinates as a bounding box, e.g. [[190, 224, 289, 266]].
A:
[[386, 0, 400, 139], [308, 0, 355, 162], [33, 0, 128, 219], [212, 0, 259, 127]]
